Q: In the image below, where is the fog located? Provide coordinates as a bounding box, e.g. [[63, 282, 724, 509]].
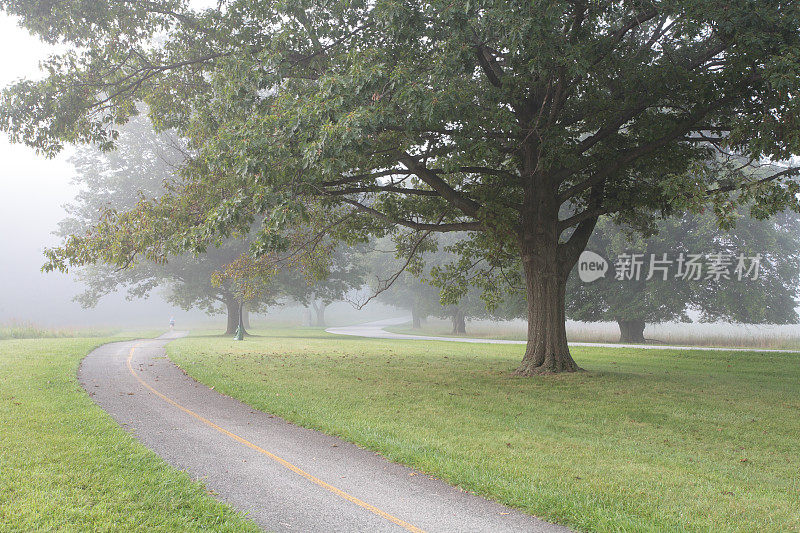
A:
[[0, 136, 396, 328], [0, 15, 394, 330], [0, 18, 165, 327], [0, 130, 396, 328]]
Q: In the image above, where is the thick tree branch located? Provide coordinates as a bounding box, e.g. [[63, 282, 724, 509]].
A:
[[320, 169, 410, 187], [326, 186, 440, 197], [559, 182, 604, 266], [590, 9, 660, 68], [558, 205, 607, 232], [399, 152, 484, 218], [474, 43, 504, 87], [559, 92, 737, 202]]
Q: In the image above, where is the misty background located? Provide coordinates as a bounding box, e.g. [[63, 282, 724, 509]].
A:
[[0, 15, 388, 328], [0, 16, 176, 326]]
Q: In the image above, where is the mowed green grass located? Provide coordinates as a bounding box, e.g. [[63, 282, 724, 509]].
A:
[[168, 329, 800, 532], [0, 337, 260, 532]]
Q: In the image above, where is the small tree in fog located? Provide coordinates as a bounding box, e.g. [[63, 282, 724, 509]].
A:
[[373, 233, 514, 334], [281, 243, 368, 327], [60, 117, 269, 334]]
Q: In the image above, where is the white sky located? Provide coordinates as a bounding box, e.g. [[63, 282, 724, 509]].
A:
[[0, 11, 354, 329], [0, 15, 182, 326], [0, 15, 75, 241]]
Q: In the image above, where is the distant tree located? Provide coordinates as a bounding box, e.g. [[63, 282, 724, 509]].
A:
[[72, 239, 265, 334], [694, 210, 800, 325], [211, 253, 284, 336], [375, 270, 440, 329], [567, 209, 800, 342], [368, 235, 440, 329], [434, 286, 490, 335], [373, 233, 512, 334], [59, 116, 265, 334], [310, 245, 367, 327], [279, 241, 368, 327]]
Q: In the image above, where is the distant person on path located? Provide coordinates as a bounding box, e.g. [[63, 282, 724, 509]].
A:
[[169, 316, 175, 330]]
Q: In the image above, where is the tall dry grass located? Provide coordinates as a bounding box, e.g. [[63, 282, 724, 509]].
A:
[[408, 318, 800, 349]]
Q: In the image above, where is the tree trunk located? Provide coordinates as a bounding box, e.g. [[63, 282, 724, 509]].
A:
[[311, 300, 327, 327], [514, 240, 582, 375], [238, 302, 248, 336], [451, 309, 466, 334], [225, 299, 239, 335], [617, 319, 646, 343], [411, 306, 422, 329], [242, 306, 251, 329]]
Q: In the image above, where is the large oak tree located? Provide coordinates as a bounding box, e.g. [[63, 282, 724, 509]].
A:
[[3, 0, 800, 373]]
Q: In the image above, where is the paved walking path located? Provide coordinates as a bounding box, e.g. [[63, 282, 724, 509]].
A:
[[327, 318, 800, 353], [79, 332, 569, 533]]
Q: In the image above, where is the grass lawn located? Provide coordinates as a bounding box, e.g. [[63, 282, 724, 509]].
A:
[[0, 336, 260, 532], [168, 328, 800, 532]]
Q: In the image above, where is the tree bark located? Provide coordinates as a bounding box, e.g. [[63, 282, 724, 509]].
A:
[[242, 306, 251, 329], [617, 319, 646, 343], [311, 300, 327, 327], [225, 299, 249, 336], [411, 306, 422, 329], [451, 309, 466, 334], [238, 302, 249, 336], [514, 214, 583, 375], [225, 299, 239, 335]]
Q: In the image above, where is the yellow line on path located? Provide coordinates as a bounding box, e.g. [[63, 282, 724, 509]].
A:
[[126, 343, 425, 533]]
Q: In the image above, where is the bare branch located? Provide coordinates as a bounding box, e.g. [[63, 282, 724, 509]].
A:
[[347, 229, 435, 309], [706, 166, 800, 195]]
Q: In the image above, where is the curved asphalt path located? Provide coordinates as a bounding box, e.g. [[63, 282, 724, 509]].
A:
[[79, 331, 569, 533], [327, 318, 800, 353]]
